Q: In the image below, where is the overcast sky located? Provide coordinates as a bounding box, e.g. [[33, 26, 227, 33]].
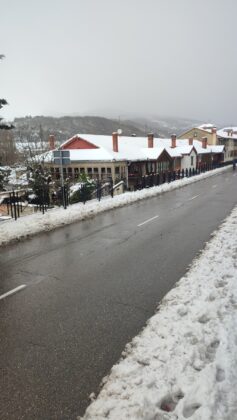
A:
[[1, 0, 237, 124]]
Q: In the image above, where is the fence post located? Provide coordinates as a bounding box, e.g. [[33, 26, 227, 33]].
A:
[[9, 192, 13, 218], [16, 192, 20, 218], [110, 179, 114, 198], [157, 173, 160, 185], [150, 174, 154, 187], [96, 181, 101, 201], [12, 191, 17, 220]]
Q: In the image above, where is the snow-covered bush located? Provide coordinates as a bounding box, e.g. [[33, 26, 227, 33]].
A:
[[69, 174, 95, 204]]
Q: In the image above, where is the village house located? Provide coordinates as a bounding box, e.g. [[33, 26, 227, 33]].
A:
[[178, 123, 231, 163], [42, 133, 175, 189], [178, 123, 218, 145], [216, 127, 237, 161], [39, 132, 224, 189]]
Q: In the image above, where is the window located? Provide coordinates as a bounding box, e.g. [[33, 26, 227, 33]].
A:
[[147, 162, 152, 173], [107, 168, 111, 174], [115, 166, 120, 174], [80, 168, 85, 173], [101, 167, 106, 174], [191, 156, 194, 166], [93, 168, 99, 174], [87, 168, 92, 174]]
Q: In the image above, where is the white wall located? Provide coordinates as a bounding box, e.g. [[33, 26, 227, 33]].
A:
[[181, 150, 197, 170]]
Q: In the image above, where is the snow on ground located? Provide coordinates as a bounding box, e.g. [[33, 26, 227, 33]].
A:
[[79, 205, 237, 420], [0, 166, 230, 247]]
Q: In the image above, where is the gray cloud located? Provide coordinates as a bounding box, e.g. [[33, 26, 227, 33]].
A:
[[1, 0, 237, 124]]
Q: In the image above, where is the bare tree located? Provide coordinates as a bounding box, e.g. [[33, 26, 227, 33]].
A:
[[0, 55, 14, 130], [0, 129, 17, 165]]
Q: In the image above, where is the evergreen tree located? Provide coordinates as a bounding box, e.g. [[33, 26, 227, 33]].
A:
[[0, 55, 14, 130], [28, 166, 51, 205], [69, 174, 95, 204]]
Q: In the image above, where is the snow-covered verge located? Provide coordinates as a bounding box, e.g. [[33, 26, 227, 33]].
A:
[[79, 205, 237, 420], [0, 166, 230, 247]]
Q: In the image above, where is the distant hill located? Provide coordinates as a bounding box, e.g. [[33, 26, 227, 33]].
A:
[[13, 114, 208, 146], [128, 115, 203, 138], [13, 115, 147, 144]]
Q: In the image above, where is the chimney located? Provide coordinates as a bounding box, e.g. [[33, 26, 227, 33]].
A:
[[49, 134, 55, 150], [171, 134, 176, 148], [112, 132, 118, 152], [202, 137, 207, 149], [211, 127, 217, 145], [147, 133, 154, 148], [189, 137, 193, 146]]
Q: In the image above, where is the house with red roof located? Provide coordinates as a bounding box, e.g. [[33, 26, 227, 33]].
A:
[[40, 132, 224, 189]]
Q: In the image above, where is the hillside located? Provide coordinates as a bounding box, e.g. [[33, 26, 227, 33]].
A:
[[13, 115, 147, 144], [13, 114, 205, 144]]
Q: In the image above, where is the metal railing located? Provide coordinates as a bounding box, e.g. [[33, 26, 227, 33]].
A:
[[132, 162, 230, 191]]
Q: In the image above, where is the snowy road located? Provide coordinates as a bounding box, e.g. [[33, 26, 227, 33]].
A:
[[0, 169, 237, 419]]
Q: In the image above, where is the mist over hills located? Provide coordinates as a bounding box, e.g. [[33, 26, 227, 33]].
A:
[[13, 115, 145, 143], [13, 114, 205, 144]]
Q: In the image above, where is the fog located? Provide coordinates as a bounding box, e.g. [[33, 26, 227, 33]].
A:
[[1, 0, 237, 124]]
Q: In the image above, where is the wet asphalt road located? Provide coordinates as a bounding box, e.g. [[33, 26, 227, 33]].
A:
[[0, 169, 237, 420]]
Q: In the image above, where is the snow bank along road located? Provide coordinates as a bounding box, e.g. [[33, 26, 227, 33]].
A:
[[81, 204, 237, 420], [0, 166, 230, 247]]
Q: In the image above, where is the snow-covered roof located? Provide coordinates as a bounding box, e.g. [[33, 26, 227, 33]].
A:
[[217, 127, 237, 140], [141, 147, 166, 160], [16, 141, 50, 152], [197, 123, 215, 133], [209, 145, 225, 153], [170, 145, 194, 156], [65, 148, 119, 162], [178, 139, 224, 155], [37, 134, 223, 164], [61, 134, 196, 160]]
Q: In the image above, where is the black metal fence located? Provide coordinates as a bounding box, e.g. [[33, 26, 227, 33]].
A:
[[133, 162, 230, 191], [3, 190, 51, 220]]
